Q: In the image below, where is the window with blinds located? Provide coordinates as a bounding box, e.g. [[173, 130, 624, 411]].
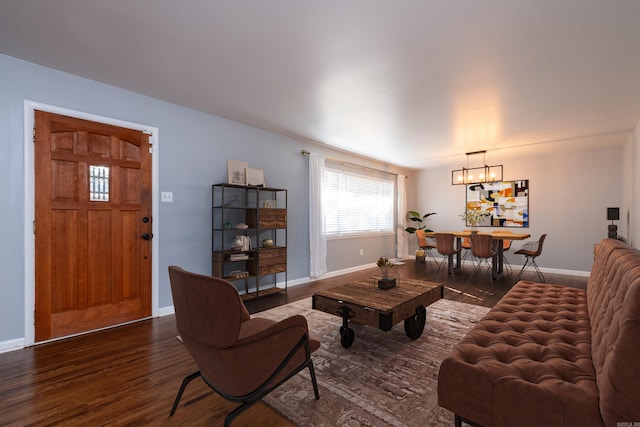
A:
[[324, 165, 395, 237]]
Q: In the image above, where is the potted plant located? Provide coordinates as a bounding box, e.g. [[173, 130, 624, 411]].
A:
[[404, 211, 437, 234], [405, 211, 436, 260], [376, 257, 396, 289], [460, 208, 489, 232]]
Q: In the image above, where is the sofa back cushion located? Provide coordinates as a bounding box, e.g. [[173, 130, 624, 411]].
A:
[[587, 238, 640, 425]]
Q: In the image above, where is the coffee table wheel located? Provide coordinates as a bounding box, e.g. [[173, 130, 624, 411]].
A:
[[404, 305, 426, 340], [340, 327, 355, 348]]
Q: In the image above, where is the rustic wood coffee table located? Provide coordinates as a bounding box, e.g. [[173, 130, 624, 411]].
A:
[[312, 278, 443, 348]]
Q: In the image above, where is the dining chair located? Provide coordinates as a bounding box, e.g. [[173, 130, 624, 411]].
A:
[[469, 233, 498, 289], [416, 229, 438, 265], [460, 230, 474, 266], [435, 233, 461, 278], [513, 234, 547, 283]]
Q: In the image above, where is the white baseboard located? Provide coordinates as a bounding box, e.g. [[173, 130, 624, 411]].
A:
[[0, 338, 25, 354], [158, 305, 175, 317]]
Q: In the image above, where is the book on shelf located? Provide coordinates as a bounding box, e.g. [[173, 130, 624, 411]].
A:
[[229, 253, 249, 261]]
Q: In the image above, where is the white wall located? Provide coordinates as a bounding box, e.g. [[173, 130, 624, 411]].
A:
[[410, 146, 624, 273]]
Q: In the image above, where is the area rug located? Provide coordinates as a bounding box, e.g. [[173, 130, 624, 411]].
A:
[[256, 297, 490, 427]]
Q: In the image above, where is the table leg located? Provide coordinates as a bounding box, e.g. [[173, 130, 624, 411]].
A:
[[404, 305, 427, 339], [454, 237, 462, 273], [339, 305, 355, 348], [492, 240, 504, 280]]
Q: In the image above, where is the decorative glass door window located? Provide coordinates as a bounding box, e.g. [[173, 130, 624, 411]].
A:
[[89, 165, 110, 201]]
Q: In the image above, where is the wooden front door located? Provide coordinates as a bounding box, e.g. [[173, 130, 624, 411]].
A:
[[34, 111, 152, 342]]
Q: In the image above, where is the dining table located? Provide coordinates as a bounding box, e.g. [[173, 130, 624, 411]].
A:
[[426, 230, 530, 280]]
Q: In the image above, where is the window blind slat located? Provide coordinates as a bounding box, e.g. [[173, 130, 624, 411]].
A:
[[324, 167, 394, 236]]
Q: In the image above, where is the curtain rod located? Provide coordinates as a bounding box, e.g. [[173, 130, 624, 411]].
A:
[[300, 149, 403, 177]]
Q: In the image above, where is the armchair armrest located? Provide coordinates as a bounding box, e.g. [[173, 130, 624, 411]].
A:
[[205, 314, 315, 397], [236, 314, 310, 345]]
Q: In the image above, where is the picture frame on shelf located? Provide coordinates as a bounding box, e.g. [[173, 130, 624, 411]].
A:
[[246, 167, 265, 187], [228, 160, 248, 185]]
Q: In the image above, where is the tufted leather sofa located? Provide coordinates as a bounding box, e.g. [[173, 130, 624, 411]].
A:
[[437, 238, 640, 427]]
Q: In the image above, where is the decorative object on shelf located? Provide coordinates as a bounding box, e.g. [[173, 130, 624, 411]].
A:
[[229, 270, 249, 278], [231, 236, 244, 250], [607, 207, 619, 239], [228, 160, 248, 185], [262, 199, 276, 208], [246, 167, 265, 187], [461, 208, 490, 232], [376, 257, 396, 289], [236, 223, 248, 229], [452, 150, 503, 185], [223, 194, 242, 207], [262, 239, 274, 248], [224, 221, 233, 229]]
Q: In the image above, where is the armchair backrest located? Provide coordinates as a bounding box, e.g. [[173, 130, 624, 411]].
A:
[[168, 266, 250, 348]]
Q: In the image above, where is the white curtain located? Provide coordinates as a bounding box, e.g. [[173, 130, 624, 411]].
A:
[[396, 174, 409, 259], [309, 153, 327, 278]]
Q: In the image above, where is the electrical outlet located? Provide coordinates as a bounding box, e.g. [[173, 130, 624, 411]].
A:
[[360, 249, 364, 256], [161, 191, 173, 203]]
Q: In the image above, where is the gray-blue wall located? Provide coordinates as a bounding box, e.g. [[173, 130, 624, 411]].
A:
[[0, 54, 410, 345]]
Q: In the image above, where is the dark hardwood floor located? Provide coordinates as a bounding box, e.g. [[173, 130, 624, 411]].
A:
[[0, 260, 588, 426]]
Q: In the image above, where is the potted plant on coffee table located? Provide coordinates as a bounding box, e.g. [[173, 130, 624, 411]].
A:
[[376, 257, 396, 289]]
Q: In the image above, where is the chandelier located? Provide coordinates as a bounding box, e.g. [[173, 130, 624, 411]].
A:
[[451, 150, 503, 185]]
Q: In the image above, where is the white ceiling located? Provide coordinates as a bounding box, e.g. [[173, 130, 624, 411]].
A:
[[1, 0, 639, 169]]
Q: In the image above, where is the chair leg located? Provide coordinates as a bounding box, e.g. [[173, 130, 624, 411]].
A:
[[170, 371, 202, 416], [425, 248, 437, 266], [503, 254, 512, 273], [308, 360, 320, 400], [514, 256, 531, 283], [514, 256, 545, 283], [531, 259, 545, 283]]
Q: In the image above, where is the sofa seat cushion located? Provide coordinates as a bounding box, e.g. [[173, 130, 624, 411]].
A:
[[438, 281, 603, 427]]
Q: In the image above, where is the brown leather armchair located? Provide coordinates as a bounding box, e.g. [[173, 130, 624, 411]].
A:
[[168, 266, 320, 426]]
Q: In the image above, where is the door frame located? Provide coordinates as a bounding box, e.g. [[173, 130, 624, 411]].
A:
[[23, 100, 160, 346]]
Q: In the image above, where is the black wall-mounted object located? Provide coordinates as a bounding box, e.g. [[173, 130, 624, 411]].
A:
[[607, 207, 620, 239]]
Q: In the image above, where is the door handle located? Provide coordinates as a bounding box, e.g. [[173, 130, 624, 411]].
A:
[[142, 233, 153, 240], [142, 216, 150, 223]]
